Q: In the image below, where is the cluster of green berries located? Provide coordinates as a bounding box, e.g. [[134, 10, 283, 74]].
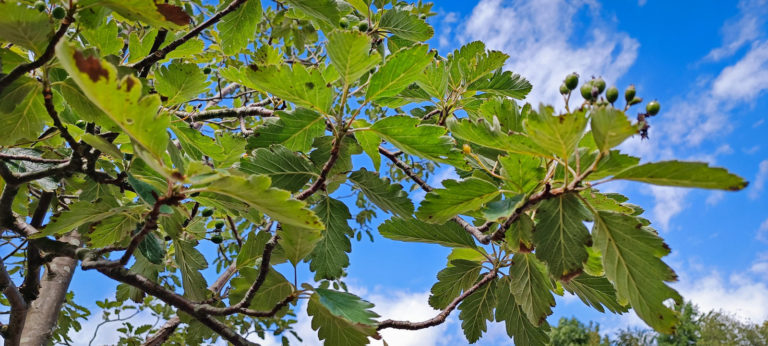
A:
[[35, 1, 67, 20], [339, 17, 369, 32], [200, 209, 225, 243], [559, 72, 660, 115]]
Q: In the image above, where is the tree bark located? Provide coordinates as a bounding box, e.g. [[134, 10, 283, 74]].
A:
[[18, 233, 79, 346]]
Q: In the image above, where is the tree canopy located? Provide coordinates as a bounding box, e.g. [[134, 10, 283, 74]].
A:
[[0, 0, 749, 345]]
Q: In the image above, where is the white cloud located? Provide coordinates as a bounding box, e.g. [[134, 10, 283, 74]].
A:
[[712, 40, 768, 101], [704, 0, 768, 61], [749, 159, 768, 199], [676, 265, 768, 322], [758, 217, 768, 243], [458, 0, 639, 106], [70, 309, 159, 345], [648, 186, 688, 231], [706, 191, 726, 206], [412, 166, 459, 203]]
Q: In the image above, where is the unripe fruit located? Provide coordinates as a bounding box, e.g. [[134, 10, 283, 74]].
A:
[[593, 77, 606, 94], [75, 120, 86, 129], [203, 67, 211, 74], [462, 143, 471, 154], [419, 14, 427, 20], [357, 21, 369, 32], [34, 1, 46, 12], [605, 86, 619, 104], [201, 209, 214, 217], [629, 97, 642, 106], [51, 6, 66, 19], [559, 83, 569, 95], [580, 82, 593, 101], [564, 73, 579, 90], [625, 84, 636, 103], [211, 234, 223, 244], [646, 100, 660, 115], [339, 17, 349, 28], [215, 221, 225, 229]]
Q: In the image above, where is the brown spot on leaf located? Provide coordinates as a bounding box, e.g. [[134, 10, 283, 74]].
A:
[[248, 64, 259, 72], [73, 50, 108, 83], [171, 171, 186, 180], [518, 242, 534, 253], [560, 268, 583, 283], [155, 3, 191, 26], [124, 77, 136, 92], [305, 82, 315, 90]]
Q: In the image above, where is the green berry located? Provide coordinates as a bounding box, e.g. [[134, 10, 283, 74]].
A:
[[646, 100, 660, 115], [564, 73, 579, 90], [210, 234, 223, 244], [215, 221, 225, 229], [357, 21, 369, 32], [339, 17, 349, 28], [559, 83, 569, 95], [593, 77, 606, 94], [51, 6, 66, 20], [201, 209, 214, 217], [625, 84, 636, 103], [202, 67, 211, 74], [75, 120, 86, 129], [605, 86, 619, 104], [34, 1, 46, 12], [580, 82, 594, 101]]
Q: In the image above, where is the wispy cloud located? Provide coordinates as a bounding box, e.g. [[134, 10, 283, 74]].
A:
[[758, 217, 768, 243], [749, 159, 768, 199], [704, 0, 768, 62], [457, 0, 639, 106], [712, 40, 768, 101]]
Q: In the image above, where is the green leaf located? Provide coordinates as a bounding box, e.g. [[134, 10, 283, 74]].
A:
[[239, 145, 316, 192], [80, 19, 123, 56], [82, 133, 122, 160], [591, 211, 682, 333], [238, 62, 333, 114], [590, 107, 637, 153], [138, 233, 165, 265], [505, 213, 535, 253], [483, 195, 523, 222], [230, 267, 293, 315], [415, 61, 448, 99], [458, 276, 497, 343], [34, 201, 119, 238], [236, 231, 271, 270], [310, 136, 363, 186], [174, 239, 208, 301], [56, 43, 170, 165], [284, 0, 340, 29], [468, 69, 532, 99], [348, 169, 414, 217], [508, 253, 555, 326], [278, 224, 322, 267], [171, 123, 226, 161], [562, 274, 628, 314], [379, 9, 434, 42], [127, 29, 158, 64], [366, 44, 432, 101], [499, 153, 544, 194], [155, 63, 211, 105], [429, 259, 483, 309], [89, 210, 141, 248], [53, 78, 109, 123], [307, 197, 354, 281], [352, 119, 381, 171], [307, 289, 378, 346], [533, 194, 592, 280], [246, 108, 326, 153], [447, 118, 547, 158], [0, 2, 52, 53], [196, 175, 323, 230], [125, 173, 173, 214], [525, 107, 588, 159], [589, 150, 640, 180], [326, 30, 381, 85], [612, 160, 748, 190], [477, 96, 524, 132], [0, 78, 46, 146], [447, 41, 509, 88], [379, 217, 476, 248], [416, 178, 500, 224], [83, 0, 189, 29], [218, 0, 262, 55], [495, 276, 550, 346], [369, 116, 462, 165], [580, 190, 636, 215], [117, 253, 161, 303]]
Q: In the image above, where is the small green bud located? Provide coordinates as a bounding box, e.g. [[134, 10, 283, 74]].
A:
[[593, 77, 606, 94], [210, 234, 223, 244], [419, 14, 427, 20], [559, 83, 569, 95], [357, 21, 369, 32], [565, 73, 579, 90], [580, 82, 593, 101], [339, 17, 349, 28], [51, 6, 66, 19], [34, 1, 46, 12], [75, 120, 87, 129], [215, 221, 225, 229], [646, 100, 660, 115], [203, 67, 211, 74], [201, 209, 214, 217], [625, 84, 636, 103], [605, 86, 619, 104]]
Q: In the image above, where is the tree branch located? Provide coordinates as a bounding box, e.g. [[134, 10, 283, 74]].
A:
[[0, 257, 27, 346], [377, 269, 497, 330], [0, 154, 69, 164], [19, 192, 55, 302], [172, 105, 274, 122], [117, 194, 185, 266], [131, 0, 249, 71], [0, 7, 75, 94], [296, 134, 344, 201]]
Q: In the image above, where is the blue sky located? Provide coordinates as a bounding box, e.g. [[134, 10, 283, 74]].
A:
[[63, 0, 768, 344]]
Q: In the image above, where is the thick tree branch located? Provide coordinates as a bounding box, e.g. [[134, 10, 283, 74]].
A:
[[172, 105, 275, 122], [131, 0, 249, 71], [141, 316, 180, 346], [0, 7, 75, 94], [0, 257, 27, 346], [377, 269, 497, 330], [19, 192, 55, 302], [0, 154, 69, 164]]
